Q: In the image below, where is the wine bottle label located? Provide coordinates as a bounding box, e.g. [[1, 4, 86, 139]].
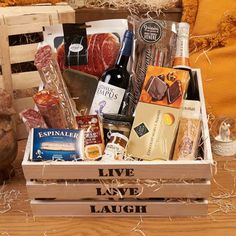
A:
[[89, 81, 125, 115], [174, 38, 189, 61]]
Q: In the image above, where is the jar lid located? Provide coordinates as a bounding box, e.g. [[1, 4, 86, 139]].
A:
[[110, 132, 129, 142], [103, 113, 134, 123]]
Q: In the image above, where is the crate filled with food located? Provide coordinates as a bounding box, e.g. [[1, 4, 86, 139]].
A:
[[22, 16, 213, 217], [0, 4, 75, 140]]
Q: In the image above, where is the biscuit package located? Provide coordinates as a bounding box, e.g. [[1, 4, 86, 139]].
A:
[[127, 102, 180, 161], [173, 100, 201, 160]]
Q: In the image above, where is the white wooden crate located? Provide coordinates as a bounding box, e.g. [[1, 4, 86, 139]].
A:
[[0, 4, 75, 140], [22, 69, 213, 217]]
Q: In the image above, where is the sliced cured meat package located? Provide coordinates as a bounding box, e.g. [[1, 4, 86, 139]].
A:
[[43, 19, 128, 78], [57, 33, 120, 77], [20, 108, 47, 132]]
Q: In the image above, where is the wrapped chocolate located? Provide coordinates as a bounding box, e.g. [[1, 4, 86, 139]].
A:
[[33, 90, 67, 129], [34, 45, 77, 129], [20, 108, 47, 132], [128, 16, 179, 114]]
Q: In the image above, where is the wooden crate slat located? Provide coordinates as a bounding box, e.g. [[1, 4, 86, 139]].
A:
[[197, 69, 213, 162], [30, 200, 208, 217], [26, 180, 211, 199], [0, 15, 13, 94], [12, 71, 41, 90], [22, 158, 212, 180], [0, 5, 74, 16], [7, 22, 52, 36], [4, 13, 57, 26], [10, 43, 38, 64]]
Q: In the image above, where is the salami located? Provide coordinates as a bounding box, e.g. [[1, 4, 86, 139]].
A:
[[20, 108, 47, 132], [34, 45, 77, 129], [57, 33, 120, 78], [33, 90, 67, 129]]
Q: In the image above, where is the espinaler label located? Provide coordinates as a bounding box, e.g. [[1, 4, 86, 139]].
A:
[[31, 128, 84, 161]]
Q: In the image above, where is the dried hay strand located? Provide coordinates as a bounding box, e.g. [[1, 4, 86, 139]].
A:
[[84, 0, 179, 14], [0, 182, 21, 214]]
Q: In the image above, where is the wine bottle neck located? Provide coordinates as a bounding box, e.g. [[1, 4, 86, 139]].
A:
[[173, 23, 190, 69], [116, 31, 133, 69], [116, 54, 129, 68]]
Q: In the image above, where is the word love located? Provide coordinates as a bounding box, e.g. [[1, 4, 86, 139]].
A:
[[96, 187, 139, 196], [98, 168, 134, 177]]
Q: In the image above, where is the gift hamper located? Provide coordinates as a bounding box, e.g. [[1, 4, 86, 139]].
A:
[[21, 13, 213, 217]]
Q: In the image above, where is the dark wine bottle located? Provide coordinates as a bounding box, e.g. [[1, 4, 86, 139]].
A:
[[89, 30, 133, 115], [173, 22, 199, 100]]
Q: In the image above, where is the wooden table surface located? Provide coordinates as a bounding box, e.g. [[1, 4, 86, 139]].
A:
[[0, 140, 235, 236]]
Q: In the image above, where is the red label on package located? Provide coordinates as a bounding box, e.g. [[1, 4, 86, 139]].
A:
[[76, 115, 102, 145]]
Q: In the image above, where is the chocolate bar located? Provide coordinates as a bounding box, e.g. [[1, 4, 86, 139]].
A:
[[167, 80, 182, 104], [145, 76, 168, 101]]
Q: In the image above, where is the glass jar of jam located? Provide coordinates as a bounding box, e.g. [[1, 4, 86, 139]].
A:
[[104, 132, 129, 161], [102, 113, 134, 145]]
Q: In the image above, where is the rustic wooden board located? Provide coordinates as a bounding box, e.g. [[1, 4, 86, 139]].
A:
[[10, 44, 39, 64], [75, 8, 182, 23], [26, 180, 211, 199], [30, 199, 208, 217], [0, 15, 13, 94]]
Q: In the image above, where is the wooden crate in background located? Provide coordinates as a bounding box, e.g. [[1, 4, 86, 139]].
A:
[[0, 4, 75, 140]]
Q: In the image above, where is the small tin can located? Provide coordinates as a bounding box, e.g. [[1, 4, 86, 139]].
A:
[[103, 132, 129, 161]]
